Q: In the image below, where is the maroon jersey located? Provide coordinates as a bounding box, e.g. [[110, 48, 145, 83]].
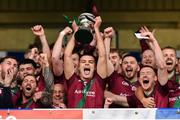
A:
[[108, 71, 138, 96], [36, 75, 45, 92], [107, 71, 139, 107], [127, 82, 169, 108], [167, 74, 179, 90], [11, 89, 21, 106], [169, 86, 180, 107], [66, 72, 106, 108], [16, 97, 41, 109], [168, 74, 180, 107]]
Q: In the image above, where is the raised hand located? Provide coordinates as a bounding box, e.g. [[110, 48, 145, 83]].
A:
[[39, 53, 49, 67], [71, 21, 78, 32], [4, 68, 15, 87], [94, 16, 102, 29], [31, 25, 45, 37], [104, 27, 115, 39], [139, 26, 156, 43], [60, 26, 73, 36]]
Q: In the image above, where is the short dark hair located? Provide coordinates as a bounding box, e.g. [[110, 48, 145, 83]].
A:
[[140, 65, 156, 74], [0, 56, 18, 64], [79, 48, 98, 64], [23, 74, 38, 84], [122, 53, 137, 62], [162, 46, 176, 54], [19, 59, 37, 69], [110, 48, 122, 59]]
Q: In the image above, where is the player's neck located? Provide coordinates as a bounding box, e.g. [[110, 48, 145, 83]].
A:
[[144, 87, 154, 97], [116, 67, 122, 74], [80, 76, 92, 81], [22, 95, 32, 104], [128, 76, 137, 84], [168, 70, 175, 80]]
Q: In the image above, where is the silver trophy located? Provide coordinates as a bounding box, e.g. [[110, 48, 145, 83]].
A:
[[74, 13, 95, 45]]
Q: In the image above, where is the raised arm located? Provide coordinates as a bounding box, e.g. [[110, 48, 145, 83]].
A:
[[39, 53, 54, 92], [52, 27, 72, 76], [140, 26, 168, 86], [94, 16, 107, 79], [64, 32, 76, 80], [103, 27, 115, 76], [31, 25, 51, 64]]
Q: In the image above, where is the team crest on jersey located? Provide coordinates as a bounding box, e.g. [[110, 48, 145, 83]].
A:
[[122, 81, 129, 86]]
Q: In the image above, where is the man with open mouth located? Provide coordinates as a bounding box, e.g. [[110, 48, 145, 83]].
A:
[[64, 16, 107, 108], [16, 74, 40, 108], [105, 26, 169, 108], [138, 46, 180, 108], [162, 46, 180, 107], [104, 27, 139, 108]]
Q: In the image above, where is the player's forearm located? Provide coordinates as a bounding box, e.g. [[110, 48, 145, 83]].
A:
[[39, 35, 51, 63], [52, 34, 64, 60], [135, 86, 145, 103], [43, 66, 54, 92]]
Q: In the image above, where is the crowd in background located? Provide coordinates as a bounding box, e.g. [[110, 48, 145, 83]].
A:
[[0, 15, 180, 109]]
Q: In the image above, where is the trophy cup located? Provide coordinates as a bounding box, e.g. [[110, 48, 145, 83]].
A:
[[74, 13, 95, 45]]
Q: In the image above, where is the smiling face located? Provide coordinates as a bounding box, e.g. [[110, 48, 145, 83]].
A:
[[139, 67, 157, 91], [79, 55, 95, 80], [52, 84, 65, 106], [141, 50, 156, 68], [162, 48, 176, 73], [22, 75, 37, 98], [122, 56, 139, 80]]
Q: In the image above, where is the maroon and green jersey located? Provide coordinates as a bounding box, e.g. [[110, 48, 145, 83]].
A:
[[66, 72, 106, 108]]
